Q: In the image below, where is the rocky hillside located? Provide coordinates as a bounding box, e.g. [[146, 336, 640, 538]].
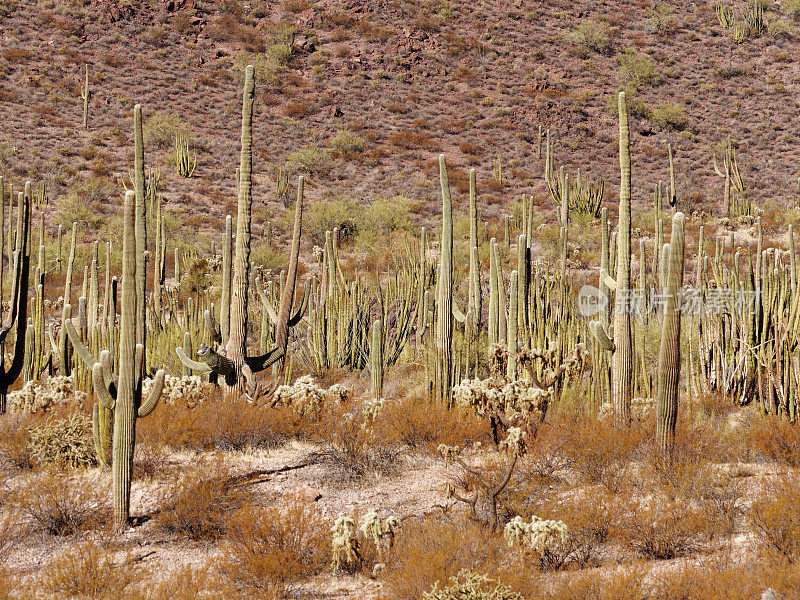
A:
[[0, 0, 798, 236]]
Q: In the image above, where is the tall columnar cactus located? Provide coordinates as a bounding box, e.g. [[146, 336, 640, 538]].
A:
[[133, 104, 147, 354], [370, 319, 384, 400], [0, 183, 31, 413], [656, 212, 685, 455], [436, 154, 454, 402], [468, 168, 481, 320], [590, 91, 634, 426], [667, 143, 677, 209], [177, 66, 308, 398], [103, 190, 164, 527], [81, 64, 90, 129]]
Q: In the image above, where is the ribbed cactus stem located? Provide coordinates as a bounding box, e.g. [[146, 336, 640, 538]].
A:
[[113, 190, 141, 527], [656, 212, 685, 455], [668, 143, 676, 208], [225, 63, 256, 395], [370, 319, 383, 400], [507, 270, 518, 380], [488, 237, 499, 345], [182, 331, 192, 377], [614, 91, 634, 426], [436, 154, 454, 402], [790, 224, 797, 296], [220, 214, 232, 345], [133, 104, 146, 352]]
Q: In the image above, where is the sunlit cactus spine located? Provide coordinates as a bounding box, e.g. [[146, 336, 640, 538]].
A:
[[174, 132, 197, 178]]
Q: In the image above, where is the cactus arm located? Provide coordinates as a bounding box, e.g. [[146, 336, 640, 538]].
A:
[[288, 278, 311, 327], [176, 346, 212, 372], [590, 321, 616, 352], [244, 346, 284, 373], [197, 345, 236, 376], [138, 369, 164, 417], [204, 309, 222, 344], [92, 362, 117, 410], [63, 304, 98, 368], [453, 302, 467, 324], [713, 153, 726, 178], [600, 268, 617, 291]]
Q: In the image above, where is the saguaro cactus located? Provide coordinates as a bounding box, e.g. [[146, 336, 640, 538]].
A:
[[590, 91, 634, 426], [0, 183, 31, 413], [81, 64, 90, 129], [65, 191, 166, 527], [436, 154, 454, 402], [176, 66, 308, 398], [656, 212, 686, 455]]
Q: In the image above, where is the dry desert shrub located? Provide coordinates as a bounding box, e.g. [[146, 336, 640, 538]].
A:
[[382, 515, 527, 600], [557, 415, 648, 491], [745, 415, 800, 466], [154, 463, 250, 541], [618, 495, 712, 560], [749, 474, 800, 562], [314, 401, 401, 483], [133, 566, 226, 600], [545, 565, 648, 600], [651, 562, 760, 600], [0, 413, 35, 471], [10, 470, 110, 536], [35, 540, 143, 600], [138, 394, 301, 452], [220, 495, 328, 598], [377, 395, 488, 454]]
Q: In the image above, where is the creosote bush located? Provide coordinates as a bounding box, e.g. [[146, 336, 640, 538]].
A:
[[10, 470, 110, 535], [155, 463, 250, 541], [220, 496, 329, 597]]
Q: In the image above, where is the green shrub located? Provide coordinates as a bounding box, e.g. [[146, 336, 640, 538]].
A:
[[651, 102, 689, 130], [618, 49, 660, 86], [566, 20, 613, 55], [55, 192, 103, 231], [303, 196, 358, 244], [143, 112, 190, 149], [785, 0, 800, 18], [327, 130, 366, 157], [607, 86, 650, 118], [285, 146, 332, 177], [358, 196, 418, 244], [250, 243, 288, 272]]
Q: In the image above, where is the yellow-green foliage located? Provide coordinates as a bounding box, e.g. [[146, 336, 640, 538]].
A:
[[54, 191, 103, 231], [651, 102, 689, 131], [143, 111, 190, 149], [618, 49, 660, 87], [327, 129, 366, 157], [424, 571, 524, 600], [285, 146, 332, 177], [566, 20, 613, 55]]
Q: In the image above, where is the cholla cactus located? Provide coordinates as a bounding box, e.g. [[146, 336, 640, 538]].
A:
[[424, 570, 523, 600], [360, 511, 400, 569], [362, 396, 384, 425], [331, 514, 361, 571], [273, 375, 348, 418], [27, 414, 96, 468], [144, 374, 211, 407], [498, 427, 526, 457], [503, 515, 568, 558], [438, 444, 461, 466], [9, 376, 88, 414]]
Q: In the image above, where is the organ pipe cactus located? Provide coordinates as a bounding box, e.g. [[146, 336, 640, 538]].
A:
[[176, 66, 309, 399], [656, 212, 686, 455]]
